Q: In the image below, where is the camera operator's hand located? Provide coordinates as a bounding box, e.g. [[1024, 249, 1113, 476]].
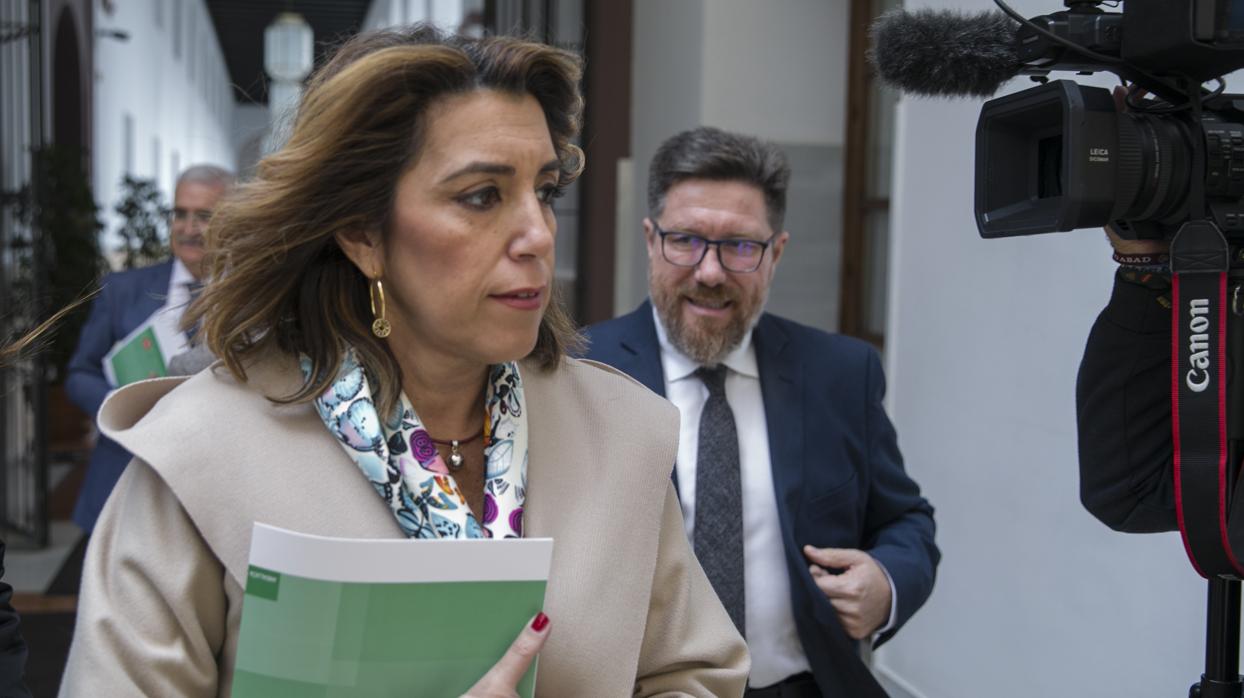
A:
[[1105, 224, 1168, 256]]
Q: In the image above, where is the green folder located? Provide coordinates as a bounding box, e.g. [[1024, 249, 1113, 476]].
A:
[[232, 524, 553, 698], [107, 326, 167, 386]]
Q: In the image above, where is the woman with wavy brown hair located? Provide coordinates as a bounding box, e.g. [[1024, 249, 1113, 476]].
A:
[[57, 25, 747, 697]]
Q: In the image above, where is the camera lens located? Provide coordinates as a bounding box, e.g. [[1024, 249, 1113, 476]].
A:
[[1112, 113, 1193, 224], [975, 81, 1119, 237]]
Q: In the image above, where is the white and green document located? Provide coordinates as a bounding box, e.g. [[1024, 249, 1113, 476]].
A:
[[101, 320, 168, 387], [233, 523, 554, 698]]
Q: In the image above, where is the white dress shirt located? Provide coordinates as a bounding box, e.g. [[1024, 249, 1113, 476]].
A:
[[653, 309, 811, 687], [653, 309, 898, 687], [150, 258, 195, 358]]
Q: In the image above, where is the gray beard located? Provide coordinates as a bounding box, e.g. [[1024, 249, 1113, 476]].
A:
[[665, 314, 742, 365], [652, 287, 762, 365]]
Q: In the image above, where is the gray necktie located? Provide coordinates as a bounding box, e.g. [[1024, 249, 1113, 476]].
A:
[[693, 365, 745, 637], [184, 281, 204, 341]]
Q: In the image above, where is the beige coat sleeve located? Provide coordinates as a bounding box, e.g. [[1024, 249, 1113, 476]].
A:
[[632, 483, 750, 697], [59, 459, 229, 697]]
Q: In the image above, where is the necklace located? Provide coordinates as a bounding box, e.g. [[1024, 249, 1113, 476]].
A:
[[429, 424, 487, 470]]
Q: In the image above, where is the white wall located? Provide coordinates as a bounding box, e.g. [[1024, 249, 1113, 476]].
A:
[[877, 1, 1218, 696], [624, 0, 850, 330], [93, 0, 234, 254], [624, 0, 706, 316], [700, 0, 846, 146]]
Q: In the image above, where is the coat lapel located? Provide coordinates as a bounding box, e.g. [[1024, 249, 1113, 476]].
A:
[[608, 301, 667, 397], [143, 260, 174, 312], [753, 315, 803, 524], [99, 358, 404, 588], [121, 261, 174, 332]]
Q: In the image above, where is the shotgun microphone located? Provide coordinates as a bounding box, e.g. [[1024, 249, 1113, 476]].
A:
[[869, 8, 1022, 98]]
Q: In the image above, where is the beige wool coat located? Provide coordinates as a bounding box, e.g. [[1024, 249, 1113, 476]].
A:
[[58, 353, 749, 697]]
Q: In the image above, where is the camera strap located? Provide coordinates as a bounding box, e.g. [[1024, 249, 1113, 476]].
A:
[[1171, 220, 1241, 578]]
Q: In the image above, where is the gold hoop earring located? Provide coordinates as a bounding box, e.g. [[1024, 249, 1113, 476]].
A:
[[369, 278, 391, 338]]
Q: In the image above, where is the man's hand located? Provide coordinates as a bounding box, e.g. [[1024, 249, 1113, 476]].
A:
[[803, 546, 892, 640]]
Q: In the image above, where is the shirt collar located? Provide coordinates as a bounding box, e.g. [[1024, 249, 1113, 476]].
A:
[[169, 257, 195, 290], [652, 304, 759, 382]]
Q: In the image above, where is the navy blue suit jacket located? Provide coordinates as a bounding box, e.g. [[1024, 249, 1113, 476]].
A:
[[65, 261, 173, 532], [584, 302, 939, 697]]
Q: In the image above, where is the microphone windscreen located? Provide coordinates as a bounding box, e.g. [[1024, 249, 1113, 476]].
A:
[[869, 8, 1021, 98]]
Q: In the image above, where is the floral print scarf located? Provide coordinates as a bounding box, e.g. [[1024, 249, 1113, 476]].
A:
[[306, 350, 528, 539]]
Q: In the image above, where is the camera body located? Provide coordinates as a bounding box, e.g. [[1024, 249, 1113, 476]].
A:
[[974, 0, 1244, 239]]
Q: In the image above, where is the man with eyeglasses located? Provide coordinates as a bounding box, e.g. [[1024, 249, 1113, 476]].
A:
[[66, 164, 233, 533], [585, 127, 938, 697]]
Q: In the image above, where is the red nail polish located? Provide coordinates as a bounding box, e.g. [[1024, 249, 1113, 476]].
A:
[[531, 612, 550, 632]]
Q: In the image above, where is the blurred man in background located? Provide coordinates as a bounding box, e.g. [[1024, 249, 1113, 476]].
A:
[[66, 164, 233, 532]]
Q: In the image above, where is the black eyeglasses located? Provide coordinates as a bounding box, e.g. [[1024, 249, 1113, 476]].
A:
[[654, 222, 777, 273]]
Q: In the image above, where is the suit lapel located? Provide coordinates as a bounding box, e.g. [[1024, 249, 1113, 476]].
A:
[[753, 315, 803, 523], [610, 301, 667, 398], [145, 260, 174, 311], [131, 262, 174, 333]]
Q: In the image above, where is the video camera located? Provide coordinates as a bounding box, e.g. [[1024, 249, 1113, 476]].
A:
[[875, 4, 1244, 694], [971, 0, 1244, 238]]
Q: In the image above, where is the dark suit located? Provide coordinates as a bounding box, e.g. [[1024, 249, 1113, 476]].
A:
[[66, 261, 173, 532], [0, 542, 30, 698], [585, 302, 939, 697]]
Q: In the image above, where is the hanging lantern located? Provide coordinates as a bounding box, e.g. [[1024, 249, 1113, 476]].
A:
[[263, 12, 313, 154], [263, 12, 313, 83]]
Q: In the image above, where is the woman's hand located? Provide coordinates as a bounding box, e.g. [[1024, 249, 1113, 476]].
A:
[[461, 612, 551, 698]]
